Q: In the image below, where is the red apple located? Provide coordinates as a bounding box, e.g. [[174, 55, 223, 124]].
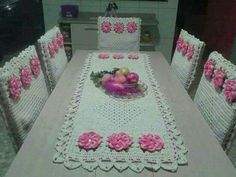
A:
[[126, 72, 139, 84]]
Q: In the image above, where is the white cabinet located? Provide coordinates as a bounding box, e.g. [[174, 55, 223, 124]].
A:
[[71, 24, 98, 51], [58, 12, 158, 56]]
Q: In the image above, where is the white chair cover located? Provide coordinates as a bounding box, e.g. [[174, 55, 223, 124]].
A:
[[37, 26, 67, 91], [97, 16, 141, 51], [171, 29, 205, 90], [194, 51, 236, 149], [0, 46, 49, 147]]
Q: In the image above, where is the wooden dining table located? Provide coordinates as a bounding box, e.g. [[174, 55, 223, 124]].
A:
[[5, 50, 236, 177]]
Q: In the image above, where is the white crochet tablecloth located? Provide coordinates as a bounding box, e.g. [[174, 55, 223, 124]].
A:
[[53, 52, 188, 172]]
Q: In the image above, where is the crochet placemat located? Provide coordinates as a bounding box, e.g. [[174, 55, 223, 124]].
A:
[[53, 52, 188, 172]]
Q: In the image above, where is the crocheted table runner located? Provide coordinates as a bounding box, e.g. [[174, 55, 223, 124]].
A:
[[53, 52, 188, 172]]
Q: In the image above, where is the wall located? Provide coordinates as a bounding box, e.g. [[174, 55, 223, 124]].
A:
[[42, 0, 179, 62]]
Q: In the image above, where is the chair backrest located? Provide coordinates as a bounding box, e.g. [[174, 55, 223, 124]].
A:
[[97, 16, 141, 51], [194, 51, 236, 149], [0, 46, 49, 147], [37, 26, 67, 91], [171, 29, 205, 90]]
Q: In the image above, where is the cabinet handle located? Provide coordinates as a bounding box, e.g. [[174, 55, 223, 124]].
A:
[[84, 27, 98, 31]]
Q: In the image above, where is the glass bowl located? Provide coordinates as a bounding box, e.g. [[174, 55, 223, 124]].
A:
[[100, 81, 148, 100]]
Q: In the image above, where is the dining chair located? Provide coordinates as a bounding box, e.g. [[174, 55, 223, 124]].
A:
[[194, 51, 236, 149], [171, 29, 205, 91], [37, 26, 68, 91], [97, 16, 141, 51], [0, 45, 49, 148]]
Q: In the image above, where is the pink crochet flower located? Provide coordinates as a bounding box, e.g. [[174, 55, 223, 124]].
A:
[[212, 69, 226, 89], [107, 132, 133, 151], [186, 44, 194, 60], [98, 53, 109, 59], [101, 21, 112, 33], [114, 22, 124, 33], [181, 41, 188, 55], [128, 53, 139, 60], [56, 33, 64, 48], [113, 53, 124, 59], [52, 38, 59, 53], [62, 31, 69, 39], [48, 42, 56, 58], [127, 22, 137, 33], [78, 131, 101, 150], [31, 57, 41, 76], [20, 66, 32, 88], [176, 37, 184, 51], [204, 59, 215, 80], [139, 134, 164, 152], [224, 80, 236, 103], [9, 76, 22, 100]]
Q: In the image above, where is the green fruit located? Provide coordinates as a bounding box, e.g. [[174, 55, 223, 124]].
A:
[[119, 67, 129, 75]]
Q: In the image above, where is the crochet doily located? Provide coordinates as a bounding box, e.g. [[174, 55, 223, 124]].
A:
[[53, 52, 188, 172]]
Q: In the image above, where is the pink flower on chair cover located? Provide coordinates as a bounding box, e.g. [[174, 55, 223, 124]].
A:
[[52, 38, 59, 53], [20, 66, 33, 88], [31, 57, 41, 76], [176, 37, 184, 51], [181, 41, 188, 55], [127, 22, 137, 33], [186, 44, 195, 60], [9, 76, 22, 100], [224, 80, 236, 103], [139, 134, 164, 152], [57, 33, 64, 48], [48, 42, 56, 58], [113, 53, 124, 59], [107, 132, 133, 151], [212, 69, 226, 90], [78, 131, 102, 150], [98, 53, 109, 59], [101, 21, 112, 33], [204, 59, 215, 80], [128, 53, 139, 60], [114, 22, 125, 33]]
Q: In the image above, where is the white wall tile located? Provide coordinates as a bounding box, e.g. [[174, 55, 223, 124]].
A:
[[139, 1, 158, 8], [118, 1, 140, 8], [80, 6, 102, 13], [43, 4, 61, 30], [80, 0, 101, 7], [138, 7, 158, 14], [158, 37, 174, 63], [157, 0, 179, 9]]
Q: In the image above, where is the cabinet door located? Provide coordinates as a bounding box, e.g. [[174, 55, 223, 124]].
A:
[[71, 24, 98, 49]]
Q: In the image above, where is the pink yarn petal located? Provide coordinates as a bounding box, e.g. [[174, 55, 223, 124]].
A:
[[107, 132, 132, 151], [114, 22, 124, 33], [78, 131, 101, 150], [20, 66, 32, 88], [139, 134, 164, 152], [9, 76, 22, 100]]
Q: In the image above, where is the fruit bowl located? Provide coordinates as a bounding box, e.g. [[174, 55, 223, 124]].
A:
[[90, 67, 148, 100]]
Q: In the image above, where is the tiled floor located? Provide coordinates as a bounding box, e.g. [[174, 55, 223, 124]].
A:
[[0, 117, 16, 177]]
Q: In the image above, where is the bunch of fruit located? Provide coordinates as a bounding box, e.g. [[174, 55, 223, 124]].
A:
[[90, 67, 146, 96]]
